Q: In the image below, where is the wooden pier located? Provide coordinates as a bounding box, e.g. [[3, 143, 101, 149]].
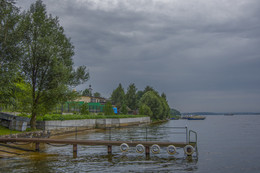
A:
[[0, 137, 196, 157]]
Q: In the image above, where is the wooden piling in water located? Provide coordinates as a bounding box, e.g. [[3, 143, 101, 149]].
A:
[[73, 144, 77, 158], [145, 146, 150, 156], [35, 142, 40, 152], [108, 145, 112, 154]]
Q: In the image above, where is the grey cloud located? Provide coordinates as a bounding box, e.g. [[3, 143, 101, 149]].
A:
[[17, 0, 260, 112]]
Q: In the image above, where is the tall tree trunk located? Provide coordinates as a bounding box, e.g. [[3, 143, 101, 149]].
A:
[[30, 111, 37, 130]]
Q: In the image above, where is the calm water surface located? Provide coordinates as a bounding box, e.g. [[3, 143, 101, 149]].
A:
[[1, 115, 260, 173]]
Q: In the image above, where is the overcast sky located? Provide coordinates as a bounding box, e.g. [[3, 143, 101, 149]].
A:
[[17, 0, 260, 113]]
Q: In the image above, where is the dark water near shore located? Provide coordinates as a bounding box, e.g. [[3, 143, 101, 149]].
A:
[[1, 115, 260, 172]]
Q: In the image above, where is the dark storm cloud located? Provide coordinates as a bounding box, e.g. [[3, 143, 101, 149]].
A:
[[17, 0, 260, 112]]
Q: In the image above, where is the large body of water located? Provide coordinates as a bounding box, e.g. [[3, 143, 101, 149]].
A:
[[1, 115, 260, 172]]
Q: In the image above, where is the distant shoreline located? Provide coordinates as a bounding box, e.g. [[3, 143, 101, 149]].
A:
[[181, 112, 260, 115]]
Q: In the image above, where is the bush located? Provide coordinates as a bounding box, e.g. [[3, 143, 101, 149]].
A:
[[36, 113, 148, 121], [80, 103, 89, 115], [121, 104, 128, 115], [139, 104, 153, 116], [104, 101, 114, 115]]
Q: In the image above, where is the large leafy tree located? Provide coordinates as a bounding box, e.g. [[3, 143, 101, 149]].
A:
[[0, 0, 21, 105], [93, 92, 101, 97], [18, 0, 89, 129], [110, 83, 125, 110], [125, 83, 137, 111], [140, 91, 163, 120], [104, 101, 114, 115], [139, 90, 170, 120], [82, 88, 92, 96], [160, 95, 170, 119]]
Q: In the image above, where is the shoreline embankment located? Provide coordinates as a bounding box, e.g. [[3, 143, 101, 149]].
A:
[[1, 117, 150, 138]]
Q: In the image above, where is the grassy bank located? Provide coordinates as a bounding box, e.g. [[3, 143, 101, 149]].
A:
[[17, 113, 148, 121], [0, 125, 22, 136]]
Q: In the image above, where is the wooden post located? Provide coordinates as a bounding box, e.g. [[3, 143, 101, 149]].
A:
[[35, 142, 40, 152], [73, 144, 77, 158], [108, 145, 112, 154], [145, 146, 150, 157]]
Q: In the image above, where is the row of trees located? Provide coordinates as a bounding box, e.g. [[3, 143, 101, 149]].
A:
[[0, 0, 89, 129], [110, 84, 171, 120], [82, 88, 101, 97]]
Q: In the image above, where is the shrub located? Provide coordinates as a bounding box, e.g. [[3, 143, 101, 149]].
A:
[[80, 103, 89, 115], [104, 101, 114, 115], [139, 104, 153, 116], [121, 104, 128, 115]]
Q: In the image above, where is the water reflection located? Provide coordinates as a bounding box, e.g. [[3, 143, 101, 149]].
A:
[[1, 122, 198, 172]]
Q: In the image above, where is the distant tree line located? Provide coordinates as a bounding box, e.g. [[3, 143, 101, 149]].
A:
[[170, 109, 181, 116], [110, 83, 171, 120]]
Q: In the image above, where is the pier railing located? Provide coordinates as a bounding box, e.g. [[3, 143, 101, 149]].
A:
[[1, 125, 198, 157], [2, 124, 192, 143]]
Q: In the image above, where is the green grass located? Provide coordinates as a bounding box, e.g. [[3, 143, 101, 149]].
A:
[[34, 113, 148, 121], [0, 125, 22, 136]]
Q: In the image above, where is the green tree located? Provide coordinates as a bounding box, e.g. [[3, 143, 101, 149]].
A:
[[93, 92, 101, 97], [80, 103, 89, 115], [160, 96, 170, 119], [110, 83, 125, 110], [125, 83, 137, 111], [161, 92, 167, 100], [140, 91, 163, 120], [120, 104, 128, 115], [18, 0, 89, 129], [0, 0, 21, 105], [13, 77, 32, 113], [104, 101, 114, 115], [136, 90, 144, 102], [82, 88, 91, 96], [144, 86, 155, 94], [170, 109, 181, 116], [139, 104, 152, 116]]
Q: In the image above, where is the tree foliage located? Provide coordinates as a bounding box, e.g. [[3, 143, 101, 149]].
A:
[[0, 0, 21, 105], [170, 108, 181, 116], [110, 83, 171, 120], [160, 96, 170, 119], [140, 91, 163, 120], [16, 0, 89, 128], [139, 104, 152, 116], [80, 103, 89, 115], [110, 83, 125, 109], [104, 101, 114, 115], [82, 88, 91, 96], [120, 104, 128, 115], [125, 83, 137, 110], [93, 92, 101, 97]]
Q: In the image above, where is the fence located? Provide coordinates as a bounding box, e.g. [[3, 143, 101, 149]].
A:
[[0, 101, 105, 115]]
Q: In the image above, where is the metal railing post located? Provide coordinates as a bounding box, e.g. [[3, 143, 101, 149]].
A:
[[146, 126, 148, 141], [186, 126, 188, 143], [75, 127, 78, 140], [109, 127, 111, 141]]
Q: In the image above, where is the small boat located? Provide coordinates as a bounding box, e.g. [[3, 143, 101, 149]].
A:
[[187, 115, 206, 120], [181, 115, 190, 119], [224, 113, 234, 116]]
